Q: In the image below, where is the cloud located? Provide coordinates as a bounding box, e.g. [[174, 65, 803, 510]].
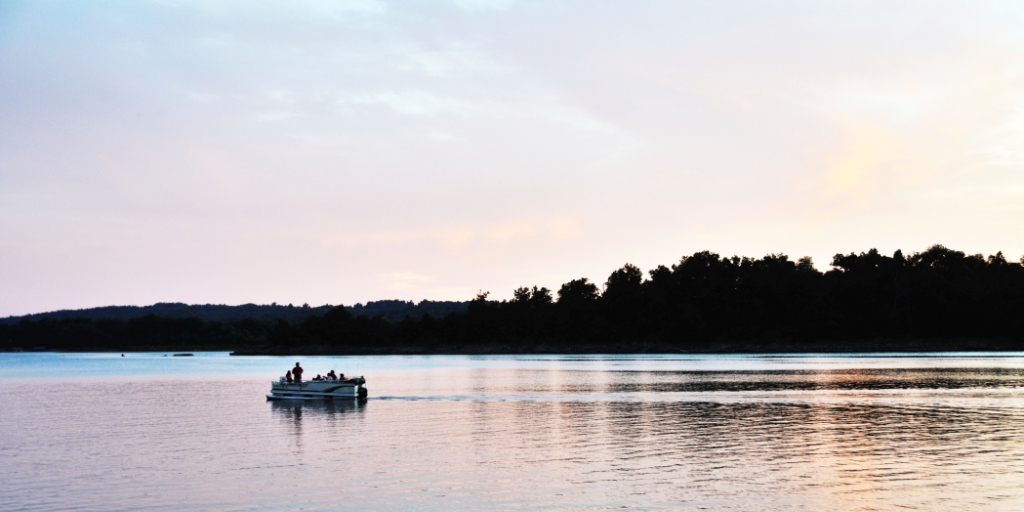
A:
[[321, 217, 582, 251], [340, 91, 473, 116], [379, 271, 433, 290], [449, 0, 517, 12], [817, 120, 908, 204], [4, 1, 1024, 314]]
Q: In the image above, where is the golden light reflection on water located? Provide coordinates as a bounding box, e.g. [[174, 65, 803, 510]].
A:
[[3, 361, 1024, 510]]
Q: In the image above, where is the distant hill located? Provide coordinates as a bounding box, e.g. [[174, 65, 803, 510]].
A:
[[0, 300, 469, 325]]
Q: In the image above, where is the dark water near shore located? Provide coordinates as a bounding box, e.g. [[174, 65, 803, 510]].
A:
[[3, 353, 1024, 510]]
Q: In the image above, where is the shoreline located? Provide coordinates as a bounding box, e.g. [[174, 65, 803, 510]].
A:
[[4, 338, 1021, 356], [229, 337, 1023, 356]]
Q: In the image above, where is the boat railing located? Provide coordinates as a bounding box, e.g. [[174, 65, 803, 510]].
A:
[[275, 377, 364, 386]]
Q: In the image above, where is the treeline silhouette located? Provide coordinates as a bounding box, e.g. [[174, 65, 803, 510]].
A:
[[0, 316, 266, 352], [0, 300, 466, 352], [3, 245, 1023, 353], [0, 300, 467, 325]]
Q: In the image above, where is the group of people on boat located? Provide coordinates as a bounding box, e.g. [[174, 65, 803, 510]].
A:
[[284, 362, 345, 384]]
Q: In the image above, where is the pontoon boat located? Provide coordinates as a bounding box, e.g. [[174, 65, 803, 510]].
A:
[[267, 376, 368, 400]]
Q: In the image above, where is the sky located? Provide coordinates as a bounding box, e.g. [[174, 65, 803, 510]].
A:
[[2, 1, 1024, 316]]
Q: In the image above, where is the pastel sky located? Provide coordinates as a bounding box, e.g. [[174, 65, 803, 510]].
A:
[[2, 1, 1024, 316]]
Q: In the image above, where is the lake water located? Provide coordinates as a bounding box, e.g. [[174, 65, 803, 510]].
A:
[[4, 352, 1024, 511]]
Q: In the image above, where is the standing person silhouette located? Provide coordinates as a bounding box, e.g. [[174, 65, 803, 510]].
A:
[[292, 362, 304, 383]]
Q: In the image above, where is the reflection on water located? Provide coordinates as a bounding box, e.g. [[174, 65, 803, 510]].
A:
[[269, 398, 367, 419], [3, 355, 1024, 511], [269, 400, 366, 455]]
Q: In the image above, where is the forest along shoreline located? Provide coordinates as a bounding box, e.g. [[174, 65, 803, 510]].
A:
[[3, 245, 1023, 355]]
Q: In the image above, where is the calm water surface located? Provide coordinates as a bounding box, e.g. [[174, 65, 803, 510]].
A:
[[3, 352, 1024, 511]]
